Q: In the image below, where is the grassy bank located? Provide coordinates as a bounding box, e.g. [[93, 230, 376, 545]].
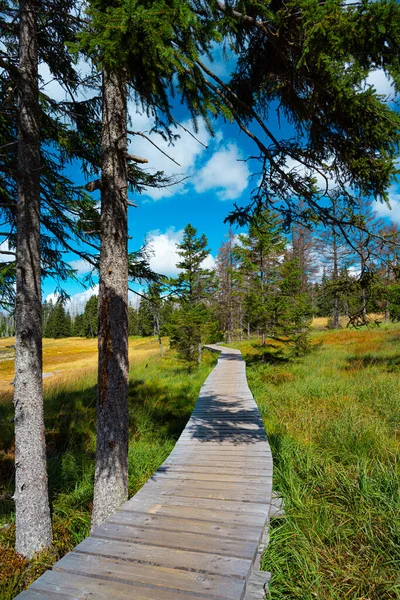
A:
[[229, 324, 400, 599], [0, 339, 216, 599]]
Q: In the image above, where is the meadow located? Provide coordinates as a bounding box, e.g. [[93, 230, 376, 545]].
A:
[[0, 337, 217, 599], [229, 323, 400, 599], [1, 324, 399, 599], [0, 336, 166, 398]]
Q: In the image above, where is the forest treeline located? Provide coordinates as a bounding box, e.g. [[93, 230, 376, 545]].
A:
[[3, 210, 398, 360]]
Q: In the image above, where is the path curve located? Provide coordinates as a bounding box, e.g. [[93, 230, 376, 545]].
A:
[[16, 345, 273, 600]]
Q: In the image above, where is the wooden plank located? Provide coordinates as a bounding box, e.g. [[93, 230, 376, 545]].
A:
[[118, 503, 267, 528], [149, 472, 272, 484], [156, 465, 273, 475], [75, 537, 252, 579], [16, 591, 75, 599], [55, 552, 245, 600], [137, 487, 270, 504], [92, 522, 258, 559], [21, 570, 217, 600], [108, 510, 262, 541], [146, 479, 272, 495], [168, 450, 272, 459], [243, 569, 272, 600], [125, 493, 270, 516], [162, 460, 272, 469], [174, 441, 269, 449]]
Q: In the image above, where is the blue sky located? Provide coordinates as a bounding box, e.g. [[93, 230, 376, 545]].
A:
[[1, 57, 399, 313]]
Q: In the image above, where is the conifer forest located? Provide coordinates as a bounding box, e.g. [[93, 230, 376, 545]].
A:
[[0, 0, 400, 598]]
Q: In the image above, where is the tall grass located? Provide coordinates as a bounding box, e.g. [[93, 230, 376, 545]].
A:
[[229, 324, 400, 599], [0, 341, 216, 599]]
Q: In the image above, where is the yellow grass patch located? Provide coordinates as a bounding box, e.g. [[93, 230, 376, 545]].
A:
[[312, 313, 385, 329], [0, 336, 165, 399]]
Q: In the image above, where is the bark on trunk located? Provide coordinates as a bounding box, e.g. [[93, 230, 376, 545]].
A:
[[385, 299, 390, 322], [198, 341, 202, 365], [91, 68, 129, 531], [14, 0, 53, 558], [361, 286, 367, 324], [155, 312, 163, 357], [332, 229, 340, 329], [333, 295, 339, 329]]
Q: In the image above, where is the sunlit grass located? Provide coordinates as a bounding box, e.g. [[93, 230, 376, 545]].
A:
[[0, 336, 166, 398], [0, 341, 216, 599], [312, 313, 386, 329], [229, 324, 400, 599]]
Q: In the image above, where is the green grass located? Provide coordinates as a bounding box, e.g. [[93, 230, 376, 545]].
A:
[[228, 324, 400, 600], [0, 342, 216, 599]]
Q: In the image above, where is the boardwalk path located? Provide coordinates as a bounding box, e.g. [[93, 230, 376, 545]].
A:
[[17, 345, 273, 600]]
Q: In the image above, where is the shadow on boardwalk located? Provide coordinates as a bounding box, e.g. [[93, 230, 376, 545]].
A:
[[178, 392, 268, 445]]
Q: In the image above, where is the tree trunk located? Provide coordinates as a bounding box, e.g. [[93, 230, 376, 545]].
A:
[[361, 287, 367, 324], [385, 298, 390, 322], [91, 67, 129, 531], [155, 312, 163, 357], [332, 229, 340, 329], [333, 295, 339, 329], [198, 341, 202, 365], [14, 0, 53, 558]]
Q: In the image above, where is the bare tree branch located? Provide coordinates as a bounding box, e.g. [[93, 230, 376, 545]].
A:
[[127, 129, 181, 167]]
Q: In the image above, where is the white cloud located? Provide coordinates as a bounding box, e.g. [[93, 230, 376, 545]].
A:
[[45, 286, 98, 315], [284, 157, 334, 195], [127, 111, 211, 200], [0, 239, 12, 263], [201, 42, 236, 81], [373, 190, 400, 223], [202, 254, 216, 270], [365, 69, 396, 100], [146, 228, 183, 275], [193, 143, 250, 200], [146, 228, 215, 276], [39, 58, 98, 102], [45, 285, 138, 315], [69, 259, 92, 276], [39, 62, 67, 102], [45, 292, 61, 305]]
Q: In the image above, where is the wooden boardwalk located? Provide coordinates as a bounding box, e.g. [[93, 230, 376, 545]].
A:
[[17, 345, 273, 600]]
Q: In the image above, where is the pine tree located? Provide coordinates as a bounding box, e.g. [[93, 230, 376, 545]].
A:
[[169, 224, 215, 367], [379, 225, 400, 321], [128, 305, 139, 336], [52, 303, 72, 338], [220, 0, 400, 230], [315, 198, 353, 328], [276, 253, 312, 354], [77, 0, 222, 528], [1, 0, 103, 556], [137, 297, 155, 337], [215, 229, 242, 342], [82, 295, 98, 338], [73, 313, 85, 337], [12, 0, 53, 557], [235, 211, 286, 345], [232, 210, 312, 352]]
